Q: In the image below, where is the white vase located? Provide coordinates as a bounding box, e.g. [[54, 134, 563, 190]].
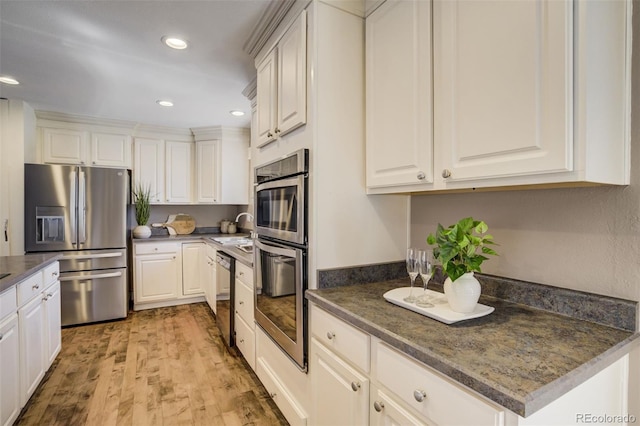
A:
[[133, 225, 151, 239], [443, 272, 481, 313]]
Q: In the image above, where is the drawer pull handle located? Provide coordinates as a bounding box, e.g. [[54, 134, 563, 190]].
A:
[[442, 169, 452, 178], [413, 389, 427, 402], [32, 284, 40, 290], [373, 401, 384, 412], [239, 301, 244, 305], [269, 392, 277, 398], [239, 272, 244, 276], [326, 331, 335, 340], [52, 271, 59, 277], [239, 339, 244, 344], [417, 171, 426, 180], [351, 382, 361, 392]]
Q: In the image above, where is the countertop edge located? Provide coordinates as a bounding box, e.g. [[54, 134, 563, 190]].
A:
[[0, 253, 63, 293], [305, 289, 640, 418]]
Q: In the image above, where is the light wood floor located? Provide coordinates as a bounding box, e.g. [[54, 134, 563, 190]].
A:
[[16, 303, 288, 426]]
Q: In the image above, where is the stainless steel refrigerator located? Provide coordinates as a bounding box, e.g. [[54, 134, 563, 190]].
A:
[[25, 163, 129, 326]]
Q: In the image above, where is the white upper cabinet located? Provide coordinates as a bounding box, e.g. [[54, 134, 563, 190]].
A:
[[255, 11, 307, 147], [164, 141, 192, 204], [195, 140, 219, 203], [366, 0, 433, 188], [42, 128, 88, 165], [434, 0, 571, 182], [133, 138, 165, 204], [41, 127, 131, 168], [90, 133, 132, 168], [366, 0, 631, 194]]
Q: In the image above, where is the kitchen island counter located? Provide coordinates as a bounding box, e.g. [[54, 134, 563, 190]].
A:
[[306, 279, 639, 418], [0, 253, 62, 293]]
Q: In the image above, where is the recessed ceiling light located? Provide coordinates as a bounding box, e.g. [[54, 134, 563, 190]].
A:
[[0, 76, 20, 85], [161, 36, 188, 50], [156, 100, 174, 107], [230, 110, 245, 117]]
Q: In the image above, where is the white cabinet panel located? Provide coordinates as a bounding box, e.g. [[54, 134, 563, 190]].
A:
[[195, 140, 219, 203], [182, 242, 204, 296], [165, 141, 192, 204], [91, 133, 132, 168], [366, 0, 433, 188], [235, 313, 255, 370], [310, 337, 369, 426], [134, 250, 181, 304], [0, 313, 20, 426], [19, 296, 45, 406], [42, 128, 88, 165], [133, 138, 165, 204], [369, 385, 428, 426], [44, 281, 61, 367], [434, 0, 572, 182], [256, 50, 278, 146]]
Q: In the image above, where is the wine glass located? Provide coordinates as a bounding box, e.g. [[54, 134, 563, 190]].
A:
[[416, 249, 434, 308], [404, 248, 419, 302]]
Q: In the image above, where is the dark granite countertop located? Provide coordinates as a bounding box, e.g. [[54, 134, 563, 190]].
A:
[[306, 279, 640, 417], [0, 253, 63, 293], [132, 233, 253, 267]]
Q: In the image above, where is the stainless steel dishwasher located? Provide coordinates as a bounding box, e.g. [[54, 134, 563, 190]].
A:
[[215, 252, 235, 349]]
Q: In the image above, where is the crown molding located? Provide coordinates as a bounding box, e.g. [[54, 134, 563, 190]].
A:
[[191, 126, 249, 142], [35, 110, 137, 130], [242, 76, 257, 101], [243, 0, 297, 59]]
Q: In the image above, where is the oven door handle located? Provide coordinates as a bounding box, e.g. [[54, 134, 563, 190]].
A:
[[255, 239, 298, 257]]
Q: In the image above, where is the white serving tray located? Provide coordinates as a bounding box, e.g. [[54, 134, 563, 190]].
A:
[[383, 287, 494, 325]]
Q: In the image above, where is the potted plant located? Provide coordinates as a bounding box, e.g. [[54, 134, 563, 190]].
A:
[[132, 182, 152, 239], [426, 217, 497, 313]]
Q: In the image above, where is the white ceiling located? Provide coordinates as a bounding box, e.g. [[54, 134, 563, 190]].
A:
[[0, 0, 272, 129]]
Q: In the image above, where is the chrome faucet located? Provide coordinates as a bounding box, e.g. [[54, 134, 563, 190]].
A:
[[235, 212, 254, 223]]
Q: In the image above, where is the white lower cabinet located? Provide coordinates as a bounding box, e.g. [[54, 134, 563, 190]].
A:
[[203, 244, 217, 313], [369, 385, 428, 426], [15, 262, 61, 410], [182, 242, 205, 296], [0, 313, 20, 426], [234, 261, 255, 370], [310, 337, 369, 426]]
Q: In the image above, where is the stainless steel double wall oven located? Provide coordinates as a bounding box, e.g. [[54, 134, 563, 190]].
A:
[[254, 149, 308, 370]]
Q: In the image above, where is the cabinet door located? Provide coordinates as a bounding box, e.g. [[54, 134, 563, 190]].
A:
[[44, 281, 61, 367], [434, 0, 572, 182], [42, 128, 88, 165], [18, 296, 45, 406], [277, 11, 307, 137], [195, 140, 219, 203], [182, 243, 204, 296], [370, 385, 428, 426], [134, 254, 181, 303], [165, 141, 192, 204], [256, 49, 278, 146], [134, 138, 165, 204], [0, 314, 20, 426], [91, 133, 132, 168], [310, 338, 369, 426], [203, 255, 217, 312], [366, 0, 433, 188]]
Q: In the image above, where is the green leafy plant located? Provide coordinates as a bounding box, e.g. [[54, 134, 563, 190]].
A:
[[426, 217, 498, 282], [132, 182, 151, 226]]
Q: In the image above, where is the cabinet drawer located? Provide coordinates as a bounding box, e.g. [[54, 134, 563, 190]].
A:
[[17, 272, 44, 307], [375, 341, 504, 426], [235, 280, 254, 325], [310, 304, 370, 373], [235, 261, 253, 286], [205, 243, 217, 259], [0, 286, 17, 321], [134, 242, 180, 255], [43, 262, 60, 287], [235, 313, 255, 370]]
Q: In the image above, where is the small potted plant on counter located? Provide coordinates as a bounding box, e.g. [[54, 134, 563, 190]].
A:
[[132, 182, 152, 239], [427, 217, 497, 313]]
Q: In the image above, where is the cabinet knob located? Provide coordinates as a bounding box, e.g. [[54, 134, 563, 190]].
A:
[[274, 128, 281, 134], [417, 171, 426, 180], [326, 331, 335, 340], [351, 382, 361, 392], [267, 132, 273, 138], [52, 271, 59, 277], [173, 256, 176, 260], [269, 392, 277, 399], [239, 301, 244, 305], [373, 401, 384, 412], [32, 284, 40, 290], [42, 296, 48, 301], [442, 169, 452, 178], [239, 339, 245, 344], [47, 293, 53, 298], [239, 272, 244, 276], [92, 161, 96, 165], [413, 389, 427, 402], [80, 161, 85, 165]]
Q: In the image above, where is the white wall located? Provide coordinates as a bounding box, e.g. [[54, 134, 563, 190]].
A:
[[411, 3, 640, 418], [128, 204, 247, 231]]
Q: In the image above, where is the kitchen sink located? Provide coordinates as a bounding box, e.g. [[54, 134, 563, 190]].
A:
[[210, 236, 252, 245]]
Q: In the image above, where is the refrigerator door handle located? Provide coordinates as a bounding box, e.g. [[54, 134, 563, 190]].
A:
[[60, 271, 123, 281], [78, 168, 86, 244], [70, 169, 77, 245]]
